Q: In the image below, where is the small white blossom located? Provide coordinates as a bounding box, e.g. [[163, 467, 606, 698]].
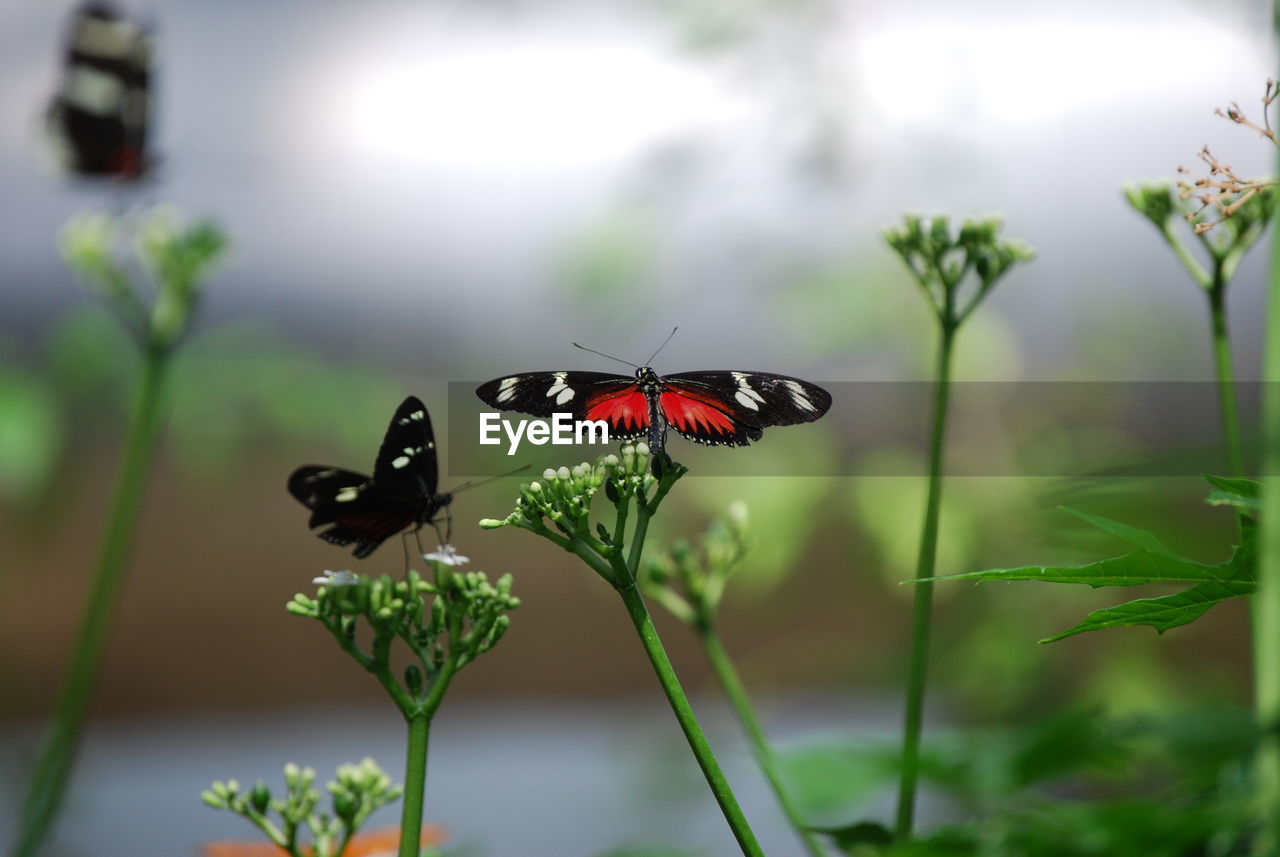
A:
[[313, 570, 358, 587], [423, 545, 470, 566]]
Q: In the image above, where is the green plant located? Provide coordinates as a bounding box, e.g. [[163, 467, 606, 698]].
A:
[[642, 502, 830, 857], [203, 759, 402, 857], [784, 705, 1256, 857], [925, 476, 1256, 638], [12, 208, 228, 857], [280, 554, 518, 857], [882, 214, 1034, 838], [1124, 180, 1273, 477], [480, 444, 765, 857]]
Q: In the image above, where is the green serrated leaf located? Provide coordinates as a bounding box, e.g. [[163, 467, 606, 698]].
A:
[[1058, 507, 1185, 557], [933, 501, 1256, 642], [918, 548, 1225, 588], [1203, 474, 1260, 515], [1041, 578, 1255, 643]]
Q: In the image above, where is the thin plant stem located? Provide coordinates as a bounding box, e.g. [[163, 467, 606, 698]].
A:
[[12, 344, 170, 857], [699, 628, 829, 857], [1207, 277, 1246, 478], [895, 321, 957, 839], [397, 715, 430, 857], [1253, 141, 1280, 856], [616, 582, 766, 857]]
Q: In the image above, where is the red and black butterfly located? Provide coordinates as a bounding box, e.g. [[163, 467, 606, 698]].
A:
[[288, 397, 452, 559], [45, 2, 155, 181], [476, 362, 832, 453]]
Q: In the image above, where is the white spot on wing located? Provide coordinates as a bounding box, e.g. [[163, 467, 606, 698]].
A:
[[397, 409, 425, 426], [546, 371, 575, 404], [785, 380, 817, 411], [730, 372, 764, 410], [336, 486, 361, 502], [391, 455, 411, 469], [496, 377, 519, 403]]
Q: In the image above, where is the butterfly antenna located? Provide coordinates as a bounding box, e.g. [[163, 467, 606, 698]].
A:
[[572, 342, 638, 369], [449, 464, 531, 495], [645, 326, 679, 366]]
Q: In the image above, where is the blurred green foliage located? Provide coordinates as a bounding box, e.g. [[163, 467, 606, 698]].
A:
[[557, 203, 658, 303], [0, 365, 62, 503], [0, 307, 405, 504], [783, 705, 1256, 856]]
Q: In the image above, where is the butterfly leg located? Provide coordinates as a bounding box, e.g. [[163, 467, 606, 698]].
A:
[[430, 513, 453, 548], [401, 530, 416, 575]]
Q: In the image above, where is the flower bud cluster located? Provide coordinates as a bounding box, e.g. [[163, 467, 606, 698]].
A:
[[203, 759, 400, 857], [642, 501, 751, 631], [885, 214, 1033, 325], [1124, 181, 1178, 233], [60, 207, 227, 351], [480, 443, 654, 532], [288, 566, 518, 713]]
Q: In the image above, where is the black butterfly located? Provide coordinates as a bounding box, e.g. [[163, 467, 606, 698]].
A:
[[476, 366, 832, 453], [45, 2, 154, 180], [288, 397, 451, 559]]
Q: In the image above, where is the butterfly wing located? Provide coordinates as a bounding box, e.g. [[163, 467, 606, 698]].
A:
[[477, 371, 652, 439], [372, 396, 439, 499], [47, 4, 153, 179], [287, 466, 414, 558], [659, 371, 832, 446]]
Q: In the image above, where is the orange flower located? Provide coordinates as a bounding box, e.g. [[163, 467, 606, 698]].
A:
[[202, 825, 445, 857]]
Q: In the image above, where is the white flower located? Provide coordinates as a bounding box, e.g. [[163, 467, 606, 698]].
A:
[[313, 570, 358, 587], [423, 545, 470, 566]]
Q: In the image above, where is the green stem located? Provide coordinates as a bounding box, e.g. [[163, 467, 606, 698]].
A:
[[895, 321, 956, 840], [628, 498, 654, 576], [616, 584, 764, 857], [1208, 280, 1246, 478], [397, 714, 430, 857], [700, 628, 829, 857], [11, 345, 171, 857], [1253, 135, 1280, 856]]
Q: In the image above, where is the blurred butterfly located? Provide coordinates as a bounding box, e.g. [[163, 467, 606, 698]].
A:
[[288, 397, 452, 559], [45, 2, 155, 180]]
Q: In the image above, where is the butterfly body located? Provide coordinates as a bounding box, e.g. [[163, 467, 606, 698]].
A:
[[288, 397, 450, 559], [477, 366, 831, 453]]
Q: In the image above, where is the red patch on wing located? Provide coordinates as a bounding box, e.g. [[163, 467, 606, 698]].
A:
[[337, 513, 408, 539], [585, 389, 649, 432], [660, 390, 735, 436]]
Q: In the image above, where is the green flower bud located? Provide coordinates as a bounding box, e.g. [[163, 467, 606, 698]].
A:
[[332, 791, 358, 822], [929, 215, 951, 245], [404, 664, 423, 696], [250, 781, 271, 814], [1123, 181, 1177, 231]]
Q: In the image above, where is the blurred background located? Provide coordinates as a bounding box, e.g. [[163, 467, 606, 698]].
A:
[[0, 0, 1274, 854]]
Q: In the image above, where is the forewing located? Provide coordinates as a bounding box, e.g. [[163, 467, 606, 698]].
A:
[[477, 372, 634, 419], [288, 466, 369, 524], [660, 371, 831, 445], [372, 396, 438, 497]]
